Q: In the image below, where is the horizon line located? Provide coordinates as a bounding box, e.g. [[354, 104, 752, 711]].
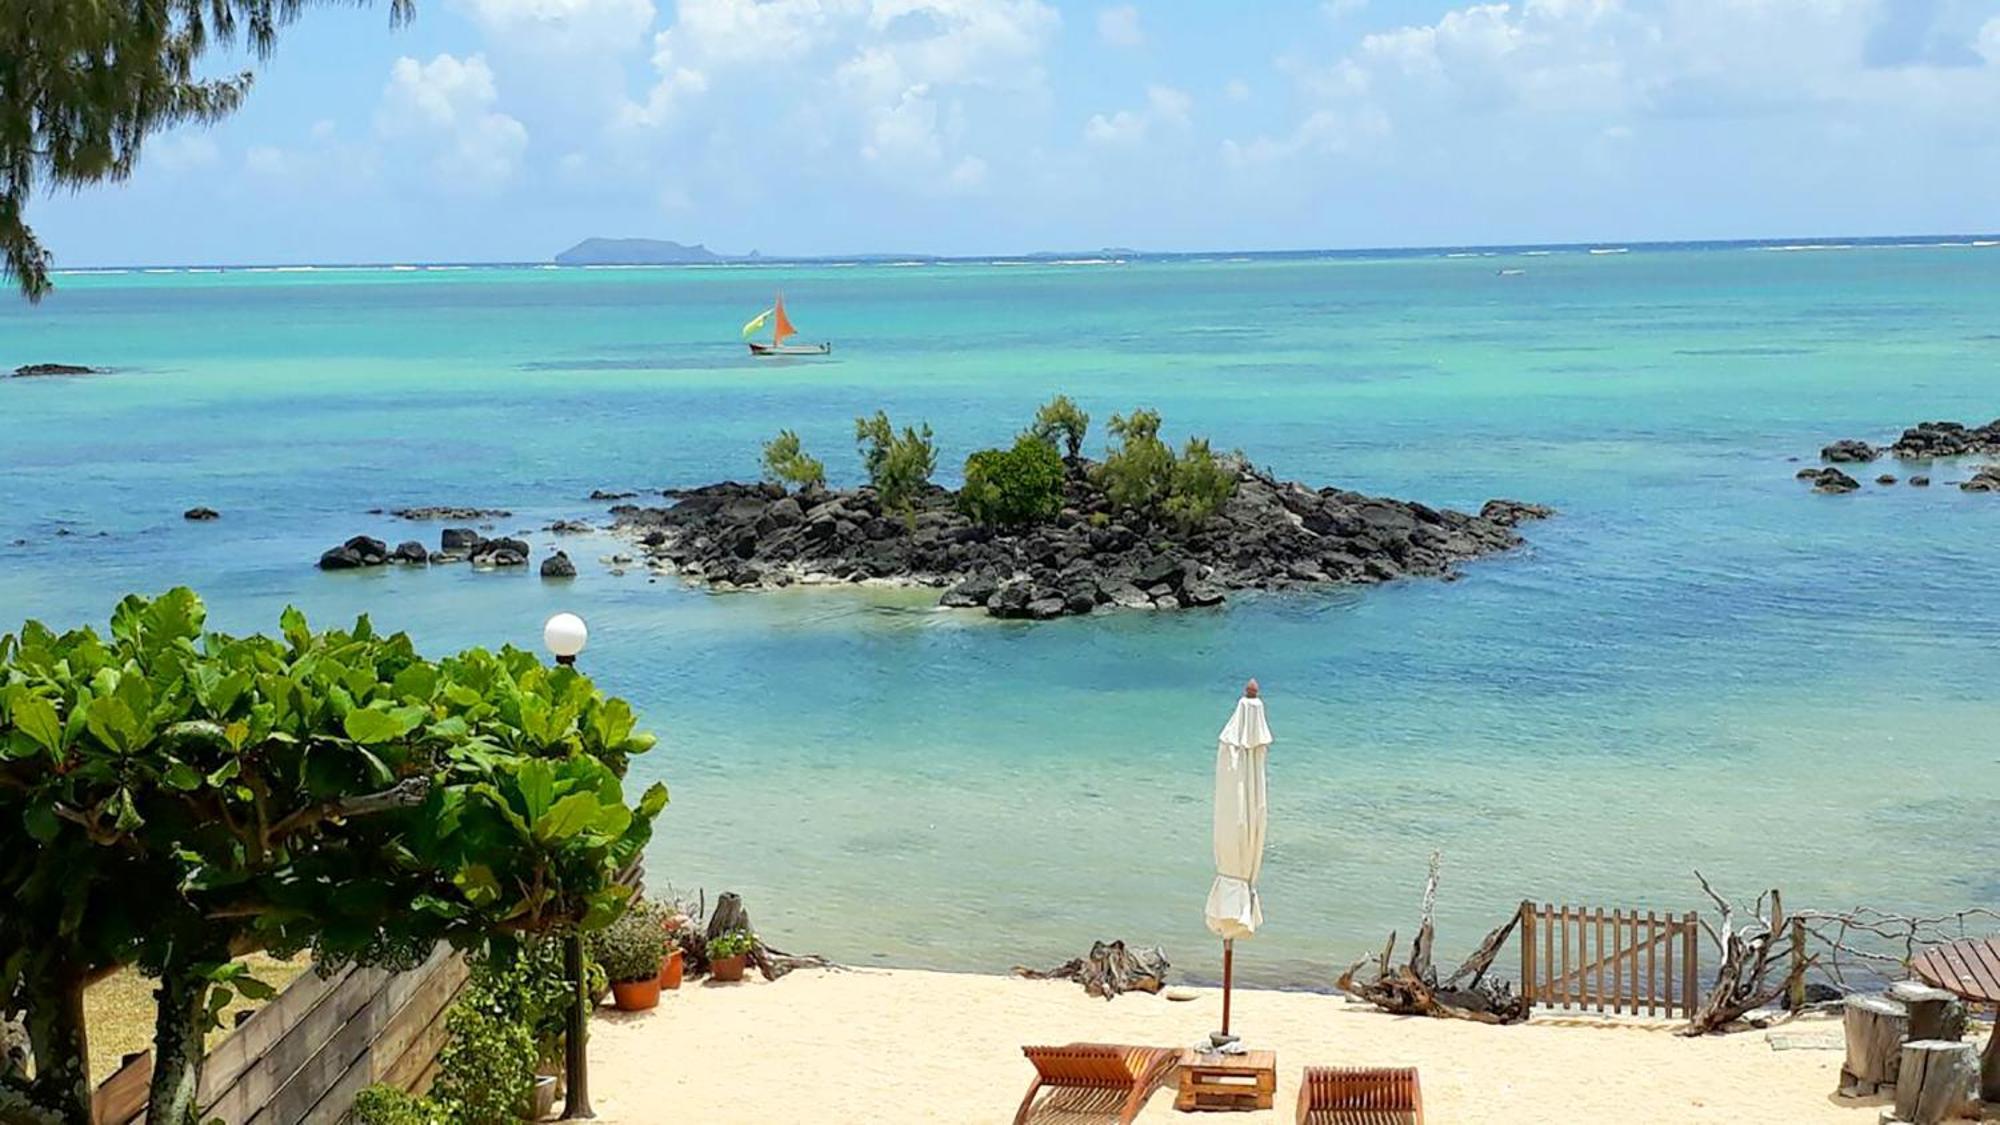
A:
[[48, 231, 2000, 273]]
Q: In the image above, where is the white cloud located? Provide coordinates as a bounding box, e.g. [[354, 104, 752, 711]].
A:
[[1097, 4, 1143, 48], [1224, 78, 1251, 102], [150, 132, 220, 173], [1085, 84, 1192, 146], [378, 54, 528, 191], [1982, 17, 2000, 65], [453, 0, 655, 53]]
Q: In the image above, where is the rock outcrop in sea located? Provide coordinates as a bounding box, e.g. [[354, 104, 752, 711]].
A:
[[1801, 419, 2000, 492], [608, 458, 1550, 619], [12, 363, 96, 377]]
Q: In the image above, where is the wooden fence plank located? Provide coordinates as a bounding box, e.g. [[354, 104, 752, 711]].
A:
[[1594, 908, 1606, 1013], [92, 1051, 151, 1125], [201, 964, 356, 1104], [246, 950, 453, 1125], [297, 949, 468, 1125], [199, 965, 396, 1124], [1519, 901, 1536, 1007]]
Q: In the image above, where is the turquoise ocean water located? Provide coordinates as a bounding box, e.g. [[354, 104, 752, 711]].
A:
[[3, 244, 1998, 987]]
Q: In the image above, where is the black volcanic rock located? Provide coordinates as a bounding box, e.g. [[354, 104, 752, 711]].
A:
[[1799, 467, 1860, 493], [183, 507, 220, 521], [609, 457, 1549, 620], [394, 506, 510, 521], [540, 550, 577, 578], [1890, 420, 2000, 460], [391, 540, 429, 564], [13, 363, 95, 377], [1820, 439, 1877, 463]]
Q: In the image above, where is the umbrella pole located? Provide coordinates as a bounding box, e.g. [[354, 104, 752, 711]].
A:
[[1221, 938, 1233, 1038]]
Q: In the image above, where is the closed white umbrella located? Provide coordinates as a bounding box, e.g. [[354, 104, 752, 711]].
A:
[[1204, 679, 1271, 1047]]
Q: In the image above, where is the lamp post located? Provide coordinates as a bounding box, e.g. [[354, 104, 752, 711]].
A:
[[544, 612, 593, 1120]]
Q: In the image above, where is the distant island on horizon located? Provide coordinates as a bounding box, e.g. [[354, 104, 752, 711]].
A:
[[47, 234, 2000, 273]]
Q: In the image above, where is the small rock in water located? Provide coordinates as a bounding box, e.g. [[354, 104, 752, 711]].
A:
[[1909, 475, 1931, 487], [440, 527, 482, 551], [393, 506, 510, 520], [182, 507, 220, 521], [1799, 467, 1860, 493], [548, 519, 594, 534], [319, 535, 389, 569], [1875, 475, 1897, 485], [1819, 439, 1877, 463], [1958, 465, 2000, 492], [390, 540, 429, 564], [589, 489, 638, 500], [12, 363, 95, 378], [540, 550, 577, 578]]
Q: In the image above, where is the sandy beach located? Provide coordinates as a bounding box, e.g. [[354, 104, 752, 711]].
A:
[[583, 968, 1907, 1124]]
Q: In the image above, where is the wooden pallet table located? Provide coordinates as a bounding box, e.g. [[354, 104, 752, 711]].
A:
[[1176, 1049, 1276, 1112], [1911, 936, 2000, 1104]]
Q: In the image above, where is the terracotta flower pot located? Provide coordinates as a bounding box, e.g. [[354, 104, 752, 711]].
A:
[[659, 948, 685, 990], [611, 975, 661, 1011], [709, 953, 747, 982]]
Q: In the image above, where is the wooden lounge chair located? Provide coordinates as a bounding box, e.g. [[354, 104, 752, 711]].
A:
[[1296, 1066, 1424, 1125], [1014, 1043, 1177, 1124]]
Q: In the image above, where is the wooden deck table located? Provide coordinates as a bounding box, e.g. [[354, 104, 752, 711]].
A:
[[1176, 1049, 1276, 1112], [1911, 936, 2000, 1102]]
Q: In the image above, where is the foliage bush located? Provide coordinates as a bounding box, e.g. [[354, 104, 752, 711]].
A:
[[854, 411, 937, 518], [351, 1084, 438, 1125], [1165, 438, 1237, 528], [589, 899, 667, 984], [0, 590, 667, 1122], [1091, 410, 1237, 528], [1095, 409, 1176, 512], [706, 928, 757, 960], [760, 429, 826, 491], [960, 437, 1066, 528], [1024, 395, 1090, 461]]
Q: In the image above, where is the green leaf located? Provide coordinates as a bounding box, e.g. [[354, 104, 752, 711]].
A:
[[9, 692, 63, 755], [163, 760, 202, 791], [342, 704, 425, 745], [23, 798, 58, 843], [111, 788, 142, 831], [635, 782, 669, 820], [206, 757, 241, 787], [454, 864, 502, 908], [279, 606, 311, 651], [532, 792, 599, 844], [516, 759, 555, 820]]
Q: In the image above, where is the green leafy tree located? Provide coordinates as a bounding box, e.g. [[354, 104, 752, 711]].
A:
[[1024, 395, 1090, 462], [1095, 408, 1176, 512], [960, 437, 1065, 528], [0, 591, 665, 1124], [853, 411, 936, 519], [2, 1, 414, 302], [1165, 438, 1237, 528], [760, 430, 826, 491]]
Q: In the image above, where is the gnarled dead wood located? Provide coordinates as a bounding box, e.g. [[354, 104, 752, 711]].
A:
[[1013, 940, 1170, 999], [1335, 852, 1529, 1024], [697, 890, 837, 980], [1681, 872, 1811, 1035]]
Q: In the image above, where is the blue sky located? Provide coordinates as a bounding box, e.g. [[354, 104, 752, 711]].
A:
[[33, 0, 2000, 265]]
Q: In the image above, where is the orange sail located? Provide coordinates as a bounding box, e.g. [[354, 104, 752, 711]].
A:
[[772, 293, 797, 344]]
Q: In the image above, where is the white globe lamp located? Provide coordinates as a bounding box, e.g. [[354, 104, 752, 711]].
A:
[[543, 612, 588, 666]]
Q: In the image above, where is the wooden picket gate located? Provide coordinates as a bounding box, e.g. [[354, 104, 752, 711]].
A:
[[1518, 901, 1701, 1018]]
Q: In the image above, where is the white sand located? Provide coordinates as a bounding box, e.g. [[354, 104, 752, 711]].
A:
[[584, 969, 1897, 1123]]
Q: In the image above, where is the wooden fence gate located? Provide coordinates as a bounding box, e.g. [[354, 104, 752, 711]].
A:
[[1518, 901, 1701, 1018]]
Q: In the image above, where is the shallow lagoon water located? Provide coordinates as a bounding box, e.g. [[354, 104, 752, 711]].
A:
[[4, 246, 1999, 986]]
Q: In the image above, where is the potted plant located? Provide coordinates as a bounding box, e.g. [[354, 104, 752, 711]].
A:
[[592, 904, 667, 1011], [659, 940, 685, 990], [707, 928, 756, 983]]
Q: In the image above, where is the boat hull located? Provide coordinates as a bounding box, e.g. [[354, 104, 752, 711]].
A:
[[749, 342, 831, 356]]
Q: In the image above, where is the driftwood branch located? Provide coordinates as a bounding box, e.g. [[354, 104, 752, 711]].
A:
[[1336, 852, 1529, 1024], [267, 776, 432, 839], [1013, 941, 1170, 999], [1681, 871, 1810, 1035], [700, 891, 836, 980]]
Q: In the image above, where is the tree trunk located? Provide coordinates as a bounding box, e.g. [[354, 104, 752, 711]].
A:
[[1889, 982, 1966, 1045], [703, 892, 832, 981], [1839, 993, 1908, 1097], [146, 965, 210, 1125], [1893, 1040, 1980, 1125], [9, 963, 94, 1125]]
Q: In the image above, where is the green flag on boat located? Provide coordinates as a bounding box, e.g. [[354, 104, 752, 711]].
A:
[[741, 307, 773, 339]]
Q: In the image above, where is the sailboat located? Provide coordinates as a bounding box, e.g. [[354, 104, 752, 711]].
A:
[[743, 292, 831, 356]]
